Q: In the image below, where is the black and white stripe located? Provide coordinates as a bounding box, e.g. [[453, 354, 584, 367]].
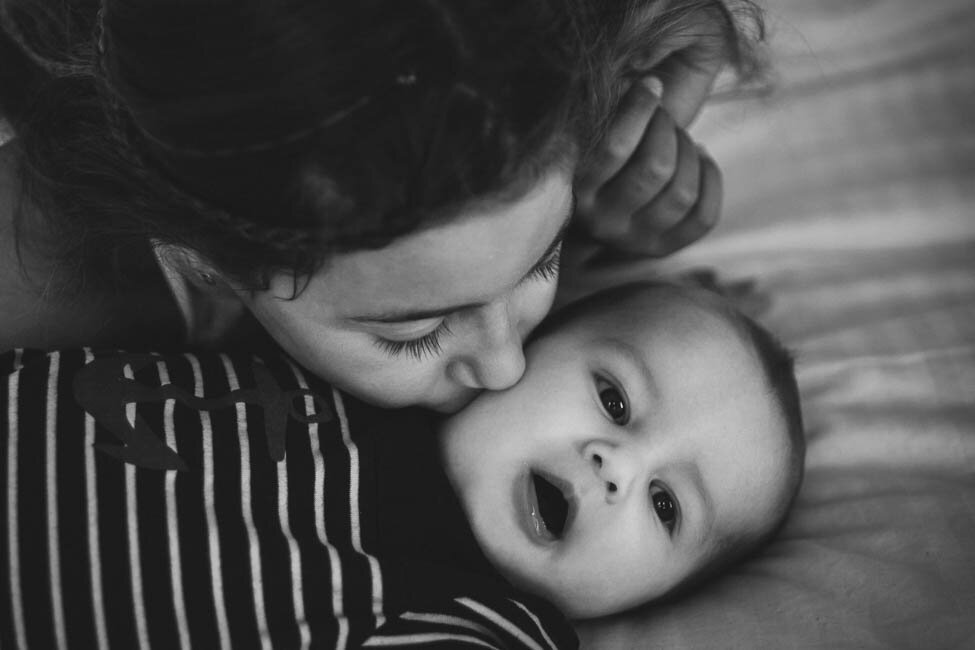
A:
[[5, 348, 26, 649], [1, 349, 578, 649], [84, 349, 110, 650], [159, 357, 191, 650]]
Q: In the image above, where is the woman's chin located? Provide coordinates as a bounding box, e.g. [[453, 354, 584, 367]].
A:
[[425, 388, 483, 414]]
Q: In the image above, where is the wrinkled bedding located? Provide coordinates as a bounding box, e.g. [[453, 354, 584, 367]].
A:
[[571, 1, 975, 648]]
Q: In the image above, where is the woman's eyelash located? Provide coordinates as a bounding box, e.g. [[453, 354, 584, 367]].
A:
[[374, 243, 560, 361], [374, 322, 452, 361], [525, 242, 562, 283]]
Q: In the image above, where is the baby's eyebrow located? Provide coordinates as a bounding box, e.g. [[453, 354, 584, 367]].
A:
[[594, 338, 660, 401]]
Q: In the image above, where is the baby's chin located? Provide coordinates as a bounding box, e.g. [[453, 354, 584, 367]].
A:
[[495, 543, 690, 619], [504, 570, 649, 620], [478, 539, 664, 620]]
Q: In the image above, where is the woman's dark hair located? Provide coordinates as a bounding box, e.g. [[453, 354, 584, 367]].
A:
[[1, 0, 765, 292]]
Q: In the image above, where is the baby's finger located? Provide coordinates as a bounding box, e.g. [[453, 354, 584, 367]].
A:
[[592, 104, 679, 234], [576, 77, 663, 201], [630, 126, 701, 235], [643, 149, 722, 256]]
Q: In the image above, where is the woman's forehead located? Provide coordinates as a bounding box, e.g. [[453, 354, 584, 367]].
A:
[[284, 170, 574, 319]]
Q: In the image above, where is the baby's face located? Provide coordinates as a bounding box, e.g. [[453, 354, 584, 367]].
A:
[[440, 286, 791, 618]]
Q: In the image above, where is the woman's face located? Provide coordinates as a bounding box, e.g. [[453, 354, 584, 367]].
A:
[[240, 168, 574, 412]]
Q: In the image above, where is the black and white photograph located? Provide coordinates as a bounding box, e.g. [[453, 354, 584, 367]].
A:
[[2, 1, 973, 648]]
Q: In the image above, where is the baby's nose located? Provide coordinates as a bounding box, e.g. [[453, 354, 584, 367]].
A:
[[584, 441, 634, 503]]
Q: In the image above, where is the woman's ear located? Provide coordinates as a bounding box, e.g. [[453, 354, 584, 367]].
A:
[[151, 241, 247, 345], [153, 242, 234, 293]]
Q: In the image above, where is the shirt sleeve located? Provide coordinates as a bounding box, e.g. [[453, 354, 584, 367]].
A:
[[362, 592, 578, 650], [1, 348, 361, 649]]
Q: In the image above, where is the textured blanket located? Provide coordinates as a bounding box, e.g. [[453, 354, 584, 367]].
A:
[[573, 1, 975, 648]]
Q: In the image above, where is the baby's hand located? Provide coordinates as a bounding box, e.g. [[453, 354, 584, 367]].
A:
[[573, 77, 722, 258]]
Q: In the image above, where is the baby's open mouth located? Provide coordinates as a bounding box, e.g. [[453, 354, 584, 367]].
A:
[[531, 471, 570, 539]]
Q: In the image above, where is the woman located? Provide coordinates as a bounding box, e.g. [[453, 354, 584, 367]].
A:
[[0, 0, 764, 411]]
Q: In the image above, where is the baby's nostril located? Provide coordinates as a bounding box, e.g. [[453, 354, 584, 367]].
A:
[[593, 454, 603, 467], [607, 482, 617, 493]]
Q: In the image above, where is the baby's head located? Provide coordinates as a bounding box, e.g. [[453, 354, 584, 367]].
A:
[[440, 281, 804, 618]]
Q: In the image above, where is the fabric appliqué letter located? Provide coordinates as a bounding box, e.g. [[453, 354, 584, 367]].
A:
[[73, 353, 333, 471]]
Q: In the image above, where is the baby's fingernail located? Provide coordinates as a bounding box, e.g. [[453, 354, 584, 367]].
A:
[[641, 75, 663, 98]]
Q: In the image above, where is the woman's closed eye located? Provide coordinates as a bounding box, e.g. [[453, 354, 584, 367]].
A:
[[650, 482, 678, 534], [374, 321, 453, 361], [523, 241, 562, 284], [596, 375, 629, 424], [371, 241, 561, 363]]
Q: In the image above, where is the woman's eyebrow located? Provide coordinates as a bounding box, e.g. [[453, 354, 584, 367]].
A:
[[348, 193, 576, 325], [350, 301, 480, 325]]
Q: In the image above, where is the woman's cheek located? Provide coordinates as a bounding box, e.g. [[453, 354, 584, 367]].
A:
[[519, 280, 559, 338]]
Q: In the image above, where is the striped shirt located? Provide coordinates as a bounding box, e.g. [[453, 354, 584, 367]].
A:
[[1, 348, 577, 649]]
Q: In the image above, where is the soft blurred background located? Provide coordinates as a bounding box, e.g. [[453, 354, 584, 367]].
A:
[[571, 0, 975, 648]]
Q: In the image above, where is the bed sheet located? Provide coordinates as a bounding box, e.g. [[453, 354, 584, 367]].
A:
[[571, 1, 975, 648]]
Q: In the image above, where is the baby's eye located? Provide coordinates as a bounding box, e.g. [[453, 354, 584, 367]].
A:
[[650, 483, 678, 533], [596, 376, 629, 425]]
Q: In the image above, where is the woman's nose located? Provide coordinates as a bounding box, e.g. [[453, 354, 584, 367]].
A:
[[584, 440, 636, 503], [448, 301, 526, 390]]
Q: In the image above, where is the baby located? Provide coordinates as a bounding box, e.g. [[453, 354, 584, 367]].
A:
[[442, 281, 805, 619], [0, 281, 803, 648]]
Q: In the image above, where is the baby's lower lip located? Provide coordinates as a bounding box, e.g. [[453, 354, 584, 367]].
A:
[[512, 470, 558, 546]]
